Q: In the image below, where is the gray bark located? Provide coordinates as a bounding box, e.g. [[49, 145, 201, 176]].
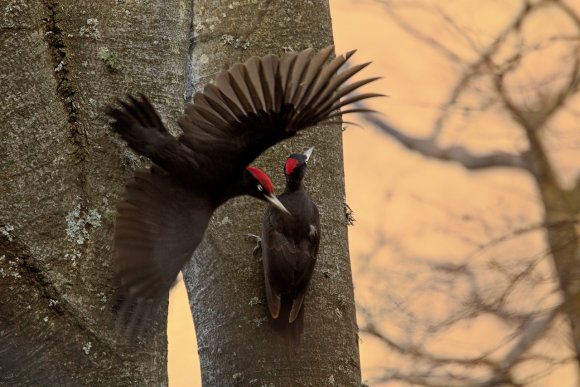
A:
[[1, 0, 190, 385], [181, 1, 361, 385]]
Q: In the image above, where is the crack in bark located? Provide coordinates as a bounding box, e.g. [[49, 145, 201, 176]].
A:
[[1, 233, 62, 313], [185, 0, 196, 103], [1, 232, 121, 360], [42, 0, 87, 163], [41, 1, 94, 260]]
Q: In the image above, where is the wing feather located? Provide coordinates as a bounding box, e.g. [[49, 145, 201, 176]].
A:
[[289, 294, 306, 323], [112, 167, 213, 335], [261, 200, 320, 324], [279, 52, 297, 95], [192, 94, 232, 128], [228, 63, 257, 114], [323, 92, 385, 116], [260, 54, 280, 111], [300, 51, 353, 108], [203, 83, 244, 122], [303, 62, 373, 122], [326, 108, 378, 119], [244, 56, 267, 111], [113, 47, 379, 181], [290, 45, 334, 109], [285, 48, 314, 105], [215, 70, 247, 115]]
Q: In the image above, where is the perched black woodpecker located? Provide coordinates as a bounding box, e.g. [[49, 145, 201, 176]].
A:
[[106, 46, 379, 333], [261, 147, 319, 350]]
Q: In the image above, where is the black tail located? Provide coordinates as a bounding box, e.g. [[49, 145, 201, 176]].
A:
[[270, 295, 304, 356]]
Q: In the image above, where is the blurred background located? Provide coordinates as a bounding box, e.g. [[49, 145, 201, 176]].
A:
[[169, 0, 580, 385]]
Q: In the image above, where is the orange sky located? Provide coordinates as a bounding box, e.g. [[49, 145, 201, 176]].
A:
[[169, 1, 580, 385]]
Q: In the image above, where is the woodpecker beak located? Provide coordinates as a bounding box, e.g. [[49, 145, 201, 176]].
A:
[[303, 146, 315, 162], [265, 193, 291, 215]]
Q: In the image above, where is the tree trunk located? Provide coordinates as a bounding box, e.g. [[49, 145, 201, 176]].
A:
[[535, 164, 580, 366], [519, 111, 580, 374], [181, 1, 362, 385], [1, 0, 190, 384]]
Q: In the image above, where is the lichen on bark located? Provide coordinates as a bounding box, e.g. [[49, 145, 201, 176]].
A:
[[1, 0, 191, 384]]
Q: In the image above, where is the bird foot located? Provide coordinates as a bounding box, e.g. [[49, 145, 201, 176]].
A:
[[244, 233, 262, 257]]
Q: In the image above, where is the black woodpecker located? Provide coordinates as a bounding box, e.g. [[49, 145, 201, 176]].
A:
[[106, 46, 379, 333], [261, 147, 320, 351]]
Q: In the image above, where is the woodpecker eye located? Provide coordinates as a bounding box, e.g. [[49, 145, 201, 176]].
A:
[[257, 184, 264, 192]]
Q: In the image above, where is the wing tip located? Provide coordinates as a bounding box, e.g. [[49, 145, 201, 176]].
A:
[[269, 301, 281, 319]]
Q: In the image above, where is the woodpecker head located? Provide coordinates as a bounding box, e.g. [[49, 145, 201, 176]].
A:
[[284, 146, 314, 183], [244, 166, 291, 215]]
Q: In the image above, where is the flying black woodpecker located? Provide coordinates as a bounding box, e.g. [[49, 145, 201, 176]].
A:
[[106, 46, 379, 333], [261, 147, 319, 350]]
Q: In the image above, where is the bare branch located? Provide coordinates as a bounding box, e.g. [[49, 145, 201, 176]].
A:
[[353, 101, 531, 170], [428, 0, 535, 135], [557, 0, 580, 30], [492, 57, 580, 183], [492, 43, 580, 134], [362, 322, 495, 368], [357, 1, 580, 384], [379, 1, 465, 65], [500, 308, 561, 372], [374, 368, 520, 387], [468, 220, 580, 259]]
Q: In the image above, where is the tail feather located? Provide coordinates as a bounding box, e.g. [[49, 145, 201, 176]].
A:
[[270, 295, 304, 356]]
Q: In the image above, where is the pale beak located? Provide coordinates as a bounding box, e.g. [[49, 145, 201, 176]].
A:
[[303, 146, 315, 162], [265, 193, 291, 215]]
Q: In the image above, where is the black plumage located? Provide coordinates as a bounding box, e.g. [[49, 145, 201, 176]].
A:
[[261, 147, 319, 350], [106, 46, 378, 333]]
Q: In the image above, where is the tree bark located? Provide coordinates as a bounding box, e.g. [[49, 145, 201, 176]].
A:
[[527, 132, 580, 365], [1, 0, 190, 384], [181, 0, 361, 385]]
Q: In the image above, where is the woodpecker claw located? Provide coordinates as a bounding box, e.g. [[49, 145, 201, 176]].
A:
[[244, 233, 261, 243], [244, 233, 262, 257]]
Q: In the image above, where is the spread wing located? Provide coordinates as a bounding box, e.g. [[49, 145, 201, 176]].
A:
[[109, 47, 380, 186], [178, 46, 380, 179], [106, 96, 198, 181], [112, 166, 213, 334]]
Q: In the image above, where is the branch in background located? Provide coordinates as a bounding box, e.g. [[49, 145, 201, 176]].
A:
[[374, 368, 518, 387], [379, 0, 538, 136], [499, 308, 561, 373], [355, 0, 580, 385], [361, 305, 562, 387], [362, 322, 495, 368], [468, 220, 580, 260], [352, 99, 530, 170], [357, 240, 564, 386], [495, 55, 580, 133], [489, 12, 580, 180], [379, 1, 464, 65], [557, 0, 580, 29], [365, 0, 579, 174]]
